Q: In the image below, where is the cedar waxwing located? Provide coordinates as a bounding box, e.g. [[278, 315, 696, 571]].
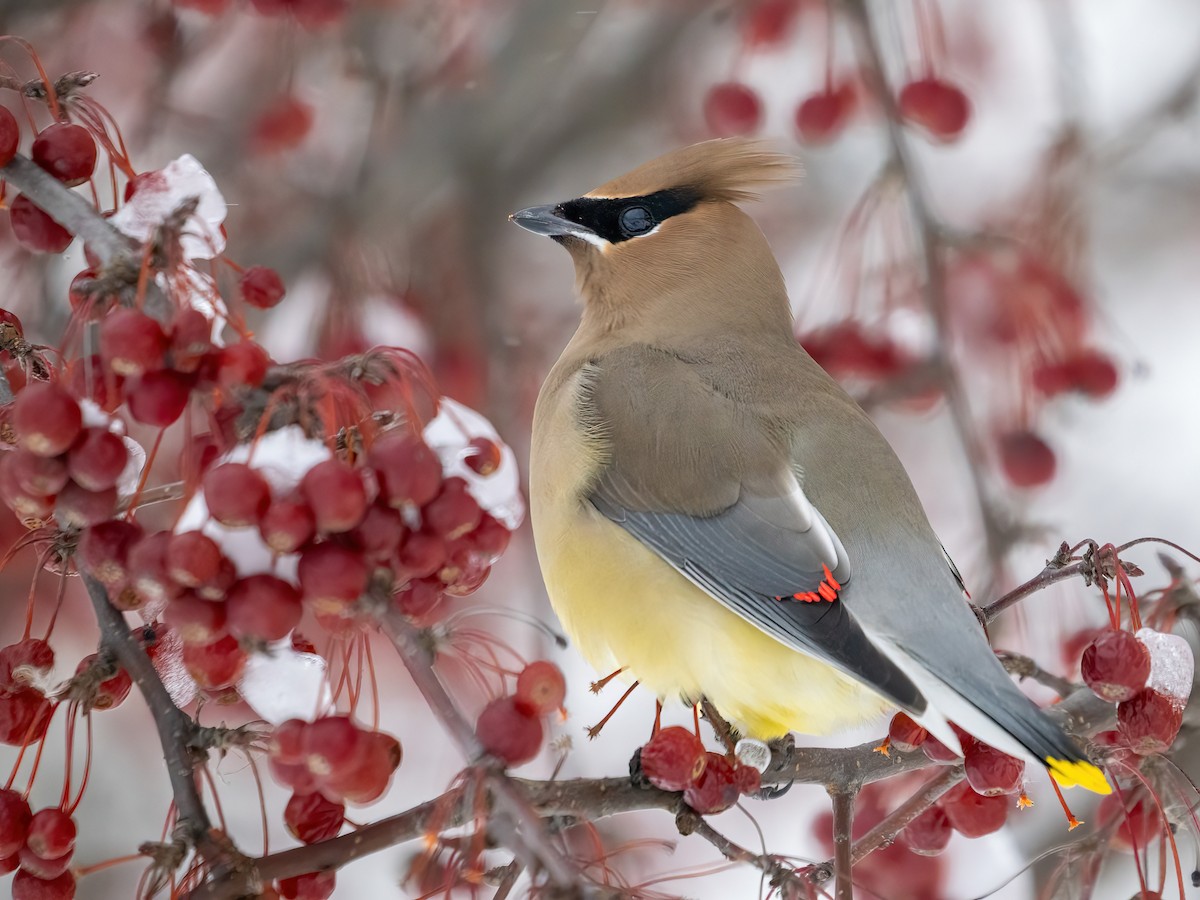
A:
[[512, 139, 1109, 795]]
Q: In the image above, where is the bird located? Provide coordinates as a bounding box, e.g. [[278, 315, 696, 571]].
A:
[[511, 138, 1109, 795]]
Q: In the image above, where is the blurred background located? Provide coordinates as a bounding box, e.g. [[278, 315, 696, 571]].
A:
[[2, 0, 1200, 896]]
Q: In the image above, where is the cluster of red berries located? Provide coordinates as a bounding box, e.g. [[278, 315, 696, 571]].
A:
[[0, 792, 78, 900], [799, 320, 916, 384], [0, 114, 97, 254], [637, 726, 762, 815], [886, 713, 1024, 854], [1081, 630, 1182, 757], [268, 715, 401, 808], [701, 0, 971, 144], [475, 660, 567, 767]]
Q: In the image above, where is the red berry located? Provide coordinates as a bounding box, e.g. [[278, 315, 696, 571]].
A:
[[99, 308, 168, 376], [297, 542, 367, 613], [347, 503, 406, 561], [276, 871, 335, 900], [463, 437, 502, 476], [26, 808, 75, 859], [964, 742, 1024, 796], [303, 715, 367, 778], [182, 633, 247, 690], [887, 712, 928, 753], [1117, 689, 1181, 755], [284, 791, 344, 844], [393, 577, 443, 620], [18, 842, 73, 878], [251, 96, 314, 155], [126, 369, 193, 427], [0, 789, 31, 857], [0, 107, 18, 167], [129, 531, 178, 607], [795, 87, 854, 144], [899, 804, 952, 856], [240, 266, 286, 309], [31, 123, 96, 187], [369, 432, 443, 508], [640, 726, 707, 791], [997, 429, 1056, 488], [12, 868, 76, 900], [395, 530, 445, 579], [270, 718, 308, 764], [703, 82, 763, 137], [204, 463, 271, 528], [898, 77, 971, 141], [169, 307, 213, 373], [66, 355, 123, 413], [300, 459, 368, 534], [166, 531, 224, 588], [78, 520, 143, 587], [743, 0, 800, 47], [13, 383, 82, 457], [211, 341, 272, 389], [476, 696, 544, 766], [423, 477, 482, 540], [684, 752, 740, 814], [55, 481, 116, 528], [0, 853, 15, 875], [74, 654, 132, 710], [466, 514, 510, 560], [258, 496, 316, 554], [939, 782, 1008, 837], [0, 687, 52, 745], [921, 734, 959, 763], [0, 639, 54, 685], [1082, 629, 1151, 703], [226, 574, 303, 643], [515, 661, 566, 716], [9, 195, 73, 253], [1100, 791, 1163, 852], [66, 428, 129, 492], [6, 450, 69, 497], [321, 730, 401, 805]]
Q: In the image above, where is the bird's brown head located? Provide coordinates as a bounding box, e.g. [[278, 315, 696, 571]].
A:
[[510, 139, 800, 334]]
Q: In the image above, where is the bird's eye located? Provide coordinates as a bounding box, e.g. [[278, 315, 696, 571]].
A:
[[618, 205, 654, 237]]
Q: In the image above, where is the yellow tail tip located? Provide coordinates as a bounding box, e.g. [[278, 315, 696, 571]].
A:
[[1047, 757, 1111, 795]]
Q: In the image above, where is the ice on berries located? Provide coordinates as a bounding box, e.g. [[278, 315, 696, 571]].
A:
[[423, 398, 524, 529], [1137, 627, 1194, 708], [239, 641, 331, 724], [111, 154, 227, 260]]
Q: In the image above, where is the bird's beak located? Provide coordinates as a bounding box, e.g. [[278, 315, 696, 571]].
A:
[[509, 204, 595, 242]]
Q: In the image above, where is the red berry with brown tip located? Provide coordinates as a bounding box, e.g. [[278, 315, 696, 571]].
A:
[[369, 432, 443, 508], [78, 520, 143, 588], [227, 574, 303, 643], [939, 782, 1008, 837], [998, 429, 1056, 488], [641, 726, 707, 792], [0, 107, 17, 167], [795, 86, 854, 144], [898, 77, 971, 141], [888, 712, 928, 753], [163, 594, 227, 646], [476, 696, 544, 766], [129, 532, 177, 606], [684, 752, 740, 814], [297, 542, 367, 612], [0, 639, 54, 685], [284, 791, 344, 844], [899, 804, 952, 856], [166, 531, 224, 588], [300, 459, 368, 534], [204, 463, 271, 528], [393, 577, 443, 620], [964, 742, 1024, 796], [734, 763, 761, 795], [276, 871, 335, 900], [67, 428, 128, 492], [7, 450, 69, 497], [18, 842, 72, 879], [0, 686, 52, 744], [515, 661, 566, 716], [241, 265, 286, 309], [303, 715, 366, 778], [9, 195, 73, 253], [1117, 689, 1182, 755], [182, 633, 247, 690], [704, 83, 762, 137], [270, 718, 308, 764], [32, 123, 96, 187], [396, 530, 445, 579], [55, 481, 116, 528], [1082, 629, 1151, 703], [321, 730, 401, 805], [464, 437, 502, 475], [0, 789, 31, 857], [74, 654, 132, 710], [212, 341, 272, 389], [13, 383, 82, 457]]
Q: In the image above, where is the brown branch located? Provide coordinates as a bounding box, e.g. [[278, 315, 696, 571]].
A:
[[675, 808, 806, 892], [829, 788, 856, 900], [998, 649, 1080, 698], [83, 576, 242, 881]]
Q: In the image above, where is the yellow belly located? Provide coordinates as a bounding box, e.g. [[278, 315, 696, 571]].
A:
[[533, 500, 890, 739]]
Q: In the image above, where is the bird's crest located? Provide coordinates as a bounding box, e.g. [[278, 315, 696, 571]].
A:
[[585, 138, 801, 204]]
